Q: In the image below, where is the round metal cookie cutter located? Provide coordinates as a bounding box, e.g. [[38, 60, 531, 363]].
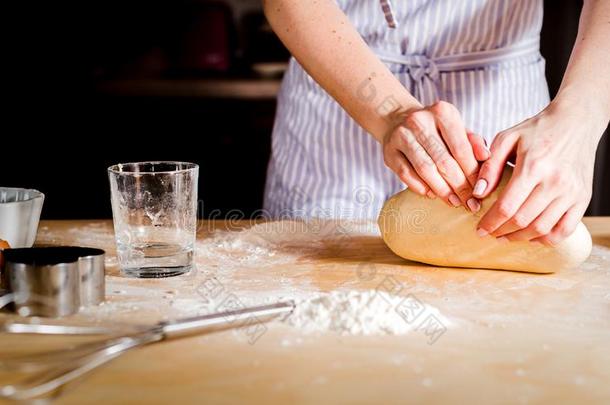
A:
[[1, 247, 105, 317]]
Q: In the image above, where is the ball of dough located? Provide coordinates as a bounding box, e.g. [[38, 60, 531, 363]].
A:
[[378, 168, 592, 273]]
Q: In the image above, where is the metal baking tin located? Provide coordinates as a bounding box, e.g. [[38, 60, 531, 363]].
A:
[[1, 247, 105, 317]]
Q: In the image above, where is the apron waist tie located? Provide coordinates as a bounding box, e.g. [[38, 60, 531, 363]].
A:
[[372, 36, 541, 103]]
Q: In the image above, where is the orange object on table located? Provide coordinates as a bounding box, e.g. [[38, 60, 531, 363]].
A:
[[0, 239, 9, 268]]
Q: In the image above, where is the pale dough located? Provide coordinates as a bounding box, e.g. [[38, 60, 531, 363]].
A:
[[378, 168, 592, 273]]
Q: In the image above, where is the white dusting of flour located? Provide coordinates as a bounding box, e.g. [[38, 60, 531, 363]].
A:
[[285, 290, 410, 335], [35, 220, 450, 337], [285, 289, 451, 336]]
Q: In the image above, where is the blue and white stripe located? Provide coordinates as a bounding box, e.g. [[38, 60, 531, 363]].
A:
[[264, 0, 550, 219]]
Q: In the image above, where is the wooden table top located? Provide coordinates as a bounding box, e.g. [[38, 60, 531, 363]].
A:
[[1, 218, 609, 404]]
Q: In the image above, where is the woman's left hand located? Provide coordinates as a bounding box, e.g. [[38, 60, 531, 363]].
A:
[[472, 101, 604, 245]]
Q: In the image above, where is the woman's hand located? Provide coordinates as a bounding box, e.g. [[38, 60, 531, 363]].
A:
[[472, 0, 610, 246], [474, 102, 604, 245], [383, 100, 489, 212]]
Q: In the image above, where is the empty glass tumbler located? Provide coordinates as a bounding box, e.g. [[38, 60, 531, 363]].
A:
[[108, 162, 198, 278]]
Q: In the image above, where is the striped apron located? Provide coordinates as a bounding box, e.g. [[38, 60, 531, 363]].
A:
[[264, 0, 550, 219]]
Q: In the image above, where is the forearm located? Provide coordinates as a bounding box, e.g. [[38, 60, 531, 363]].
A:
[[263, 0, 420, 142], [552, 0, 610, 141]]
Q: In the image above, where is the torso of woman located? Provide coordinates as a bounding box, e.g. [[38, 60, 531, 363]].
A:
[[264, 0, 549, 219]]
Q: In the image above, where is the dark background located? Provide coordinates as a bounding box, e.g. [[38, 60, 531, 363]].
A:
[[4, 0, 609, 219]]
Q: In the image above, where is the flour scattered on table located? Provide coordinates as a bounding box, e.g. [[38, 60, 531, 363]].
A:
[[284, 289, 451, 336], [35, 220, 451, 337], [195, 229, 280, 265], [195, 219, 380, 268]]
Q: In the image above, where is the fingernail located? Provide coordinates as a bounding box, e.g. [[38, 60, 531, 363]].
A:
[[426, 190, 436, 199], [466, 198, 481, 213], [448, 194, 461, 207], [473, 179, 488, 197], [497, 236, 509, 244], [476, 228, 488, 238]]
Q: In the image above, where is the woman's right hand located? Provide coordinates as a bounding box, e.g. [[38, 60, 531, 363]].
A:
[[383, 100, 489, 212]]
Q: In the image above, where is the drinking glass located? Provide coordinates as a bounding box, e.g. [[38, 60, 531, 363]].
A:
[[108, 162, 198, 278]]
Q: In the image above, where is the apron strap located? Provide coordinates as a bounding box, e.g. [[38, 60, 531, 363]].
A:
[[372, 36, 541, 103]]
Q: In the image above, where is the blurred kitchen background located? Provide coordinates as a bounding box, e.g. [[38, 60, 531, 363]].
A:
[[4, 0, 609, 219]]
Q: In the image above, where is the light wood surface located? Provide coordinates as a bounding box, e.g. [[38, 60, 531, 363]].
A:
[[1, 218, 609, 404]]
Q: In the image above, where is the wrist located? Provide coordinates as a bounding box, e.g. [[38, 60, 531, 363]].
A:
[[538, 100, 602, 158], [374, 98, 422, 144], [552, 87, 610, 131]]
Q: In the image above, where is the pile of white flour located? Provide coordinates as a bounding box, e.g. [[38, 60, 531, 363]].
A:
[[284, 290, 435, 336]]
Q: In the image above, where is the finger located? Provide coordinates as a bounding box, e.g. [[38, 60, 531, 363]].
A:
[[405, 111, 471, 207], [467, 130, 490, 162], [396, 125, 457, 206], [385, 148, 430, 196], [476, 169, 537, 236], [429, 101, 479, 187], [504, 198, 571, 242], [473, 131, 519, 199], [491, 184, 554, 237], [535, 203, 587, 246]]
